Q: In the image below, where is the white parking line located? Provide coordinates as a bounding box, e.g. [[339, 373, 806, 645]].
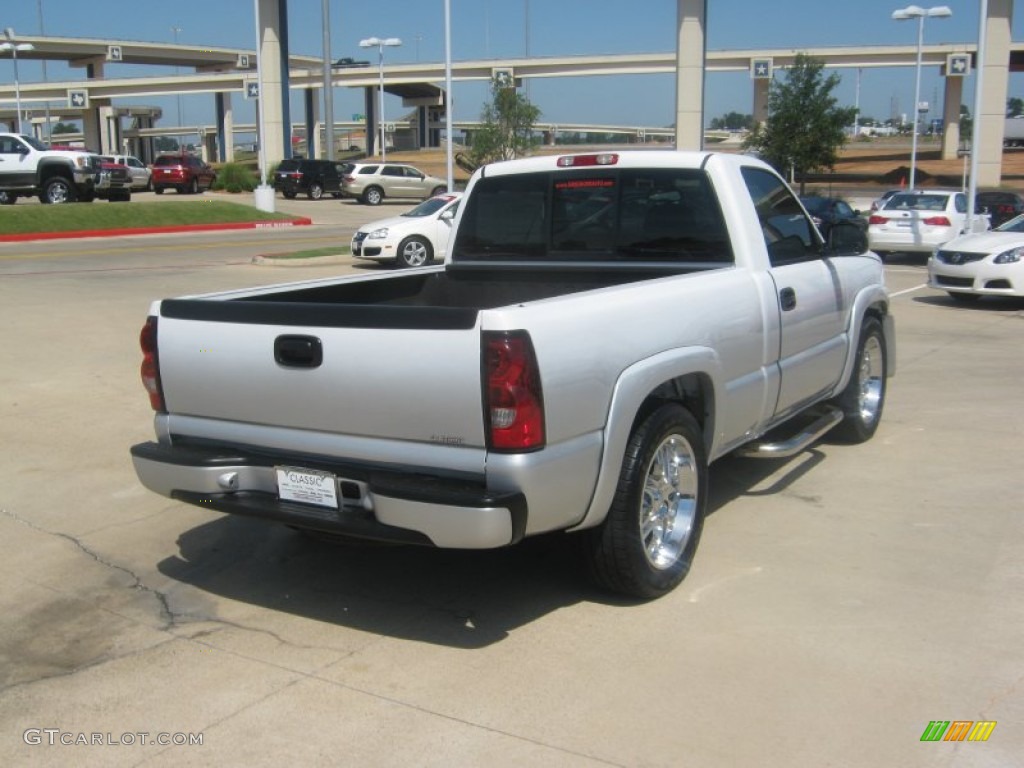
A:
[[889, 284, 928, 298]]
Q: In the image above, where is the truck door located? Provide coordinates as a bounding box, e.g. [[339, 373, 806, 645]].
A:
[[740, 167, 846, 419]]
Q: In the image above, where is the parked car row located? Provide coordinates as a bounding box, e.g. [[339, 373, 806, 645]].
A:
[[273, 160, 446, 206]]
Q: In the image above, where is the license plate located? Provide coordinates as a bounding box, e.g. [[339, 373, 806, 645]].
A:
[[276, 466, 339, 509]]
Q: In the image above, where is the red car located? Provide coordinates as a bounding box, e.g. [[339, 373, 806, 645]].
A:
[[152, 154, 217, 195]]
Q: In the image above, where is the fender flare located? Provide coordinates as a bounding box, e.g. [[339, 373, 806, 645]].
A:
[[831, 286, 894, 397], [569, 346, 723, 533]]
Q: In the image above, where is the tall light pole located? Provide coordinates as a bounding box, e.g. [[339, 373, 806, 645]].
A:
[[445, 0, 453, 191], [321, 0, 334, 160], [0, 30, 35, 135], [359, 36, 401, 161], [891, 5, 952, 190]]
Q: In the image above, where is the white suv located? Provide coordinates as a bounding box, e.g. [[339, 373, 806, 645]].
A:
[[340, 162, 447, 206]]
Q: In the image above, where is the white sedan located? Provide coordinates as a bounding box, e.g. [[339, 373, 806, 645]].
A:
[[928, 214, 1024, 302], [868, 189, 989, 258], [351, 193, 461, 268]]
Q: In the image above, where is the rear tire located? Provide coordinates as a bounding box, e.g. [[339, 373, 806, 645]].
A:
[[283, 190, 297, 200], [0, 191, 17, 205], [430, 185, 446, 198], [363, 186, 383, 206], [189, 177, 199, 194], [583, 404, 707, 599], [832, 316, 887, 443], [154, 187, 165, 195]]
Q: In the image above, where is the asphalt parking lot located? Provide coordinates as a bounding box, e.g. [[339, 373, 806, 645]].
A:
[[0, 227, 1022, 766]]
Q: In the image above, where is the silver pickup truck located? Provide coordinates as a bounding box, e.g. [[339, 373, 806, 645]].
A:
[[131, 151, 894, 598]]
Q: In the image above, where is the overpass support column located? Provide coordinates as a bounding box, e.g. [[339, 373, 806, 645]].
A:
[[256, 0, 290, 165], [977, 0, 1013, 187], [216, 92, 235, 163], [673, 0, 707, 150], [941, 75, 962, 160], [753, 77, 770, 126]]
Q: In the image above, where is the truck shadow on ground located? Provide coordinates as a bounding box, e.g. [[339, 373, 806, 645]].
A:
[[156, 449, 827, 649]]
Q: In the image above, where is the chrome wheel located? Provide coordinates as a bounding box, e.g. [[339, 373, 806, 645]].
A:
[[584, 404, 707, 599], [855, 335, 884, 428], [640, 433, 699, 570]]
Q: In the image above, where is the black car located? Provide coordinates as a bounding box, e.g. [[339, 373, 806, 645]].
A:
[[799, 195, 867, 234], [273, 159, 350, 200], [975, 191, 1024, 227]]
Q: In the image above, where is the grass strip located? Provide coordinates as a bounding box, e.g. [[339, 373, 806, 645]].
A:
[[260, 246, 352, 260], [0, 201, 299, 234]]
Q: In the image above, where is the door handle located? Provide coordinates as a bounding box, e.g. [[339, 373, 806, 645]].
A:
[[779, 287, 797, 312], [274, 335, 323, 368]]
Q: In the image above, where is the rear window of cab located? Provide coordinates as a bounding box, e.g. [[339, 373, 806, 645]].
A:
[[451, 168, 733, 264]]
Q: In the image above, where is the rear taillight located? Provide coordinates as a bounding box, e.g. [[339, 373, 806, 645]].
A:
[[343, 175, 354, 183], [140, 316, 165, 412], [923, 216, 952, 226], [483, 331, 545, 451], [868, 215, 886, 225]]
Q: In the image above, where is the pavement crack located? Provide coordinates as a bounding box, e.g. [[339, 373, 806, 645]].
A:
[[2, 508, 180, 630]]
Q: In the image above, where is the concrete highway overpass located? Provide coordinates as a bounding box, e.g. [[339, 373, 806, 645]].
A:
[[0, 0, 1017, 184]]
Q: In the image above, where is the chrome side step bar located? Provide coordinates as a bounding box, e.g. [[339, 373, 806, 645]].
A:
[[734, 406, 844, 459]]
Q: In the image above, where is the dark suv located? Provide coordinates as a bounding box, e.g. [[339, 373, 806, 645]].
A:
[[152, 154, 217, 194], [273, 159, 348, 200]]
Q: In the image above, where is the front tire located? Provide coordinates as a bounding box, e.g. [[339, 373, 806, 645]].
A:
[[0, 191, 17, 205], [397, 236, 433, 268], [832, 316, 887, 443], [189, 177, 199, 194], [583, 404, 708, 599], [363, 186, 383, 206], [40, 177, 76, 204], [307, 181, 324, 200]]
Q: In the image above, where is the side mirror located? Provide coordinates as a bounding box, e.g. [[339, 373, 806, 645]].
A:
[[827, 221, 868, 256], [440, 209, 455, 222]]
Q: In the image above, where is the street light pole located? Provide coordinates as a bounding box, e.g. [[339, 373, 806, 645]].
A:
[[0, 31, 35, 135], [359, 36, 401, 161], [892, 5, 952, 190]]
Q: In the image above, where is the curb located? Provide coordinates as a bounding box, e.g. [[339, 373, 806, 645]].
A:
[[251, 253, 350, 266], [0, 217, 313, 243]]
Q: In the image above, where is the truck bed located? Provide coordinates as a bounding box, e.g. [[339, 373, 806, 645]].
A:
[[162, 266, 713, 330]]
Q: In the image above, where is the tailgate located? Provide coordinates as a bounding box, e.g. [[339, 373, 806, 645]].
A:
[[155, 299, 487, 448]]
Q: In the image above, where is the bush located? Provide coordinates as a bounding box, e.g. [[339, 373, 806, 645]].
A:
[[211, 163, 258, 193]]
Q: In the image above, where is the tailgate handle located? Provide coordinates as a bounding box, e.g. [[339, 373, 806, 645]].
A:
[[274, 335, 323, 368]]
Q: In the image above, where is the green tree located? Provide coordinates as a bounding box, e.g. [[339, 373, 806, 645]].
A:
[[51, 122, 79, 135], [155, 136, 180, 151], [742, 54, 857, 193], [468, 79, 541, 167], [1007, 97, 1024, 117]]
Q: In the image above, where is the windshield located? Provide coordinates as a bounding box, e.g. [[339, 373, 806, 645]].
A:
[[995, 214, 1024, 232], [22, 136, 49, 151], [402, 195, 456, 218], [451, 168, 733, 264], [883, 193, 949, 211]]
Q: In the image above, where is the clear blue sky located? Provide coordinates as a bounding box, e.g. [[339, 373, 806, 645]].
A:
[[2, 0, 1022, 136]]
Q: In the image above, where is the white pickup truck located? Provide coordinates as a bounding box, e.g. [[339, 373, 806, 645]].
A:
[[131, 151, 894, 598]]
